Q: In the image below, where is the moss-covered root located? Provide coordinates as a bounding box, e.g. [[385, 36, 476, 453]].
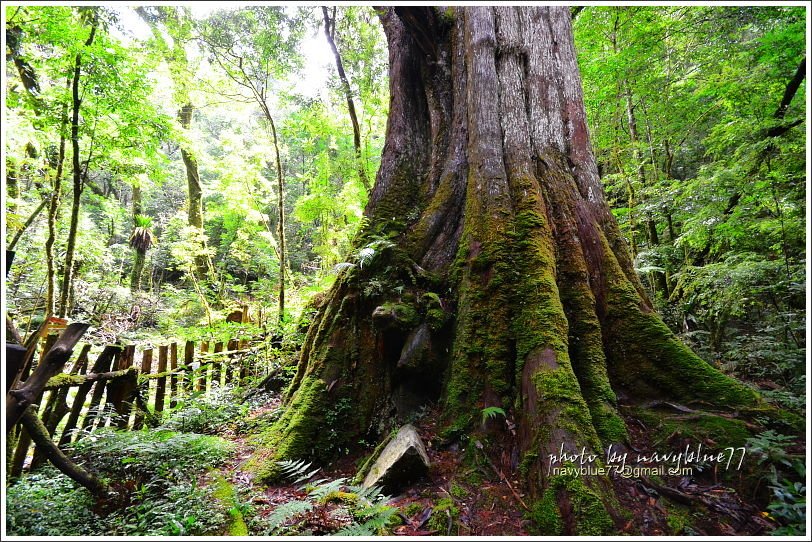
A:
[[520, 361, 620, 535], [599, 234, 760, 409], [527, 467, 617, 535], [245, 376, 329, 483]]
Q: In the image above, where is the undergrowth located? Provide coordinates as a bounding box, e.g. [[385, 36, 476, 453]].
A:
[[252, 459, 401, 536], [6, 393, 238, 536]]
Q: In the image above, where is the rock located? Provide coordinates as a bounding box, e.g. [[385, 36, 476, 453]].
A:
[[397, 323, 432, 370], [362, 424, 430, 494]]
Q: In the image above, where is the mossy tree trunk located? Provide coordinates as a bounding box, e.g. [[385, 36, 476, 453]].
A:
[[254, 6, 763, 534], [178, 103, 213, 281]]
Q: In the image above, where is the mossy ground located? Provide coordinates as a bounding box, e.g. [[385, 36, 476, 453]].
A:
[[211, 474, 249, 536]]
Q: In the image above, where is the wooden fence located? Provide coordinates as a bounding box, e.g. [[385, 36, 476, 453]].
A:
[[8, 332, 267, 478]]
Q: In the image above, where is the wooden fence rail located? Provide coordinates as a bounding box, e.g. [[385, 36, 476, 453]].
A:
[[7, 332, 266, 477]]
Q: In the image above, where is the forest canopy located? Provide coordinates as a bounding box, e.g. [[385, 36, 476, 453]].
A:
[[3, 4, 807, 538]]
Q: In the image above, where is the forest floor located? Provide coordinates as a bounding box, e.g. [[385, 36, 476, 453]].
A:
[[202, 390, 794, 536]]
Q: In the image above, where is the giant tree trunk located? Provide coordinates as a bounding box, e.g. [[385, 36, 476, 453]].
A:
[[251, 6, 762, 534]]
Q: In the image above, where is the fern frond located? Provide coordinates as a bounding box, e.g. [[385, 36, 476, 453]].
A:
[[267, 500, 313, 533], [332, 262, 356, 274], [346, 504, 399, 535], [307, 477, 347, 500], [335, 522, 375, 536], [277, 459, 320, 484]]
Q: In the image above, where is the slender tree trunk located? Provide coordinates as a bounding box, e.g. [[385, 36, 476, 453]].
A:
[[6, 159, 19, 215], [8, 198, 47, 252], [45, 81, 71, 317], [129, 184, 145, 291], [266, 118, 287, 322], [250, 7, 764, 534], [58, 16, 97, 318], [624, 87, 669, 298], [322, 6, 371, 192]]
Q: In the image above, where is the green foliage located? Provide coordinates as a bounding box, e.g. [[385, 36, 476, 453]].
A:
[[767, 463, 806, 536], [480, 406, 506, 426], [276, 459, 321, 484], [257, 460, 399, 536], [70, 428, 234, 484], [161, 386, 249, 434], [744, 431, 805, 535], [5, 467, 98, 536], [745, 430, 796, 468], [6, 426, 235, 536]]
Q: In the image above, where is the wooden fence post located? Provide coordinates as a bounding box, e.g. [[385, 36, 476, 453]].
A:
[[59, 345, 121, 446], [111, 345, 137, 429], [132, 348, 153, 431], [212, 341, 224, 389], [31, 344, 91, 469], [182, 340, 194, 400], [169, 342, 179, 409], [196, 341, 208, 392], [154, 345, 168, 415], [226, 339, 239, 384], [79, 345, 121, 432]]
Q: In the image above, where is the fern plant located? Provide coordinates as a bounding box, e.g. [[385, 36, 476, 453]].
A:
[[481, 406, 506, 426], [262, 460, 399, 535]]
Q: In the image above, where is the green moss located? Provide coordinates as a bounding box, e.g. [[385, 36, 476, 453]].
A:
[[528, 487, 563, 535], [599, 233, 760, 408], [402, 502, 424, 517], [527, 468, 614, 536], [531, 367, 603, 452], [632, 407, 752, 448], [353, 431, 395, 484], [461, 467, 483, 487], [246, 376, 329, 483], [426, 497, 459, 534], [211, 474, 248, 536], [665, 503, 694, 535], [449, 482, 468, 499], [421, 292, 448, 331], [44, 373, 88, 389], [320, 491, 360, 505], [373, 302, 419, 330], [519, 451, 539, 479], [592, 408, 628, 444]]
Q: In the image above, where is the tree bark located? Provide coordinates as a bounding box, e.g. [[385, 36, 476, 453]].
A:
[[250, 7, 764, 534], [322, 6, 371, 192], [45, 80, 71, 316]]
